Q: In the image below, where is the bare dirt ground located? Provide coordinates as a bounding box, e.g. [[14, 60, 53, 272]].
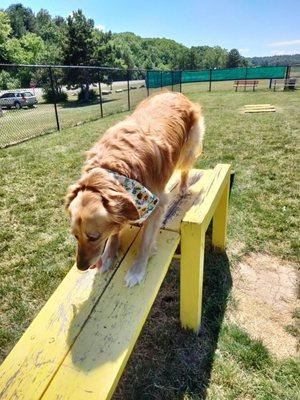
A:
[[227, 251, 299, 358]]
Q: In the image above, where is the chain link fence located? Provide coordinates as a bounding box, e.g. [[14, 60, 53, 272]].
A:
[[0, 65, 180, 148], [0, 64, 296, 148]]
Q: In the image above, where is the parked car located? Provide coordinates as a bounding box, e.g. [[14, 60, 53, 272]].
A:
[[0, 91, 38, 109]]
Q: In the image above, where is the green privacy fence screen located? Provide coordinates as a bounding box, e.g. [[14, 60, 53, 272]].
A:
[[147, 66, 287, 88], [146, 70, 182, 88], [181, 69, 211, 83]]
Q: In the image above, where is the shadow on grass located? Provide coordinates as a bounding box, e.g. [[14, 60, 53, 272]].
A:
[[113, 240, 232, 400]]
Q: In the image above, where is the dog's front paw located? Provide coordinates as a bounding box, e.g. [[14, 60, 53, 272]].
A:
[[124, 262, 146, 288], [179, 184, 188, 197]]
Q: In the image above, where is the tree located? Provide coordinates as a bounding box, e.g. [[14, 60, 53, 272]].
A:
[[0, 11, 12, 63], [65, 10, 94, 65], [227, 48, 241, 68], [249, 54, 300, 66], [202, 46, 227, 69], [6, 3, 36, 38], [0, 69, 21, 89], [188, 46, 204, 69], [65, 10, 95, 101], [35, 9, 67, 64]]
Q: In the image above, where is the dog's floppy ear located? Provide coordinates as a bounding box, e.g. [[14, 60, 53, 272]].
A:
[[102, 191, 140, 221], [65, 182, 82, 210]]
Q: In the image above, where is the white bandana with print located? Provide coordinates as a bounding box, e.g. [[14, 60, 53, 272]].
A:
[[106, 170, 159, 223]]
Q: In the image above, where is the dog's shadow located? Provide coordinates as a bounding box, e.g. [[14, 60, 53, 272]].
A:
[[113, 244, 232, 400]]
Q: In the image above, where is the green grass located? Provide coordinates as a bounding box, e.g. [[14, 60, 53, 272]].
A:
[[0, 88, 299, 399]]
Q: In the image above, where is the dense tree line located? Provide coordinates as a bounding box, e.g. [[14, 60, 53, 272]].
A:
[[0, 4, 250, 71], [249, 54, 300, 67], [0, 4, 298, 93]]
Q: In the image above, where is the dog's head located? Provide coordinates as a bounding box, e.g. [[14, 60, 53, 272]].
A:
[[65, 169, 139, 271]]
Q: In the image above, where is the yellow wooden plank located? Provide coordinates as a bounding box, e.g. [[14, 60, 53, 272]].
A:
[[244, 109, 276, 113], [182, 164, 231, 230], [212, 174, 230, 251], [162, 169, 213, 233], [180, 221, 205, 332], [244, 106, 275, 109], [0, 226, 139, 400], [244, 107, 275, 110], [42, 229, 180, 400]]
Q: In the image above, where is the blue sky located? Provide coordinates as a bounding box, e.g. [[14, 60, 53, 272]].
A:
[[2, 0, 300, 57]]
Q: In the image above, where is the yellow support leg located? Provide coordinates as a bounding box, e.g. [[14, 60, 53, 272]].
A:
[[180, 221, 205, 333], [212, 176, 230, 251]]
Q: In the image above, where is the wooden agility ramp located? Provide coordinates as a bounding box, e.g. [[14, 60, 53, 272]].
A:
[[243, 104, 276, 113]]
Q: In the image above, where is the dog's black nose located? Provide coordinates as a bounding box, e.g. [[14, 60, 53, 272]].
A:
[[76, 257, 90, 271]]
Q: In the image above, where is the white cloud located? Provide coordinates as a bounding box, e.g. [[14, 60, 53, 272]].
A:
[[270, 49, 298, 55], [268, 39, 300, 46], [239, 48, 250, 54], [95, 24, 105, 31]]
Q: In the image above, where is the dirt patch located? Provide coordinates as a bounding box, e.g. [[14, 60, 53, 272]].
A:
[[227, 252, 299, 358]]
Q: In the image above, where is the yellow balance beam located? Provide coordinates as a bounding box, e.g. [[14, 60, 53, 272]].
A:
[[42, 229, 179, 400]]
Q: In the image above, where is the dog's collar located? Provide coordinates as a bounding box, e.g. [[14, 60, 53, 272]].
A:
[[106, 170, 159, 223]]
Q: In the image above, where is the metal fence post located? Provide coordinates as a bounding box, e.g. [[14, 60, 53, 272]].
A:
[[209, 68, 212, 91], [269, 78, 273, 90], [49, 67, 60, 131], [285, 65, 291, 80], [180, 70, 182, 93], [127, 69, 131, 111], [160, 70, 163, 90], [172, 70, 174, 91], [244, 67, 248, 91], [146, 70, 150, 97], [97, 69, 103, 118]]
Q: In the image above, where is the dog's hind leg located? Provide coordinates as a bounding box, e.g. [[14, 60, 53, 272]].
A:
[[124, 192, 169, 287], [101, 233, 120, 273], [179, 170, 189, 197], [179, 116, 205, 196]]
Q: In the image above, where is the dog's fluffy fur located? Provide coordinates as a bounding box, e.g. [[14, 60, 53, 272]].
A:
[[66, 91, 204, 287]]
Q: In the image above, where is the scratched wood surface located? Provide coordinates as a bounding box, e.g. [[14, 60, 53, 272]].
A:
[[0, 226, 139, 400], [162, 169, 213, 233], [42, 229, 180, 400]]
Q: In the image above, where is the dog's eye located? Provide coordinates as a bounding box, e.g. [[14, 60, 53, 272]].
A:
[[88, 237, 98, 242], [74, 234, 79, 240], [87, 234, 100, 242]]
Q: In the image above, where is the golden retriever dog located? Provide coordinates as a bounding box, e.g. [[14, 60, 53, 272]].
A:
[[65, 91, 204, 287]]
